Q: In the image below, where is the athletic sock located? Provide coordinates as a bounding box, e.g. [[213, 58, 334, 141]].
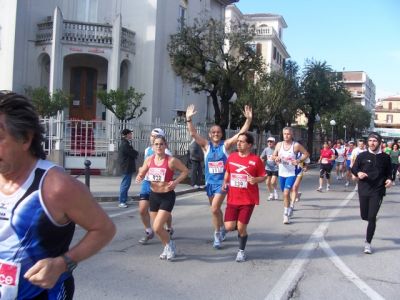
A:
[[238, 235, 248, 251]]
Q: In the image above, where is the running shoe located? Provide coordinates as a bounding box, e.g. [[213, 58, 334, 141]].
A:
[[295, 192, 302, 202], [345, 181, 349, 187], [317, 186, 323, 192], [213, 232, 222, 249], [283, 214, 290, 224], [167, 240, 176, 260], [326, 185, 330, 191], [139, 231, 154, 245], [235, 250, 246, 262], [274, 190, 279, 200], [364, 242, 372, 254], [160, 245, 168, 260], [118, 203, 128, 208], [220, 228, 226, 241], [354, 184, 358, 192], [392, 182, 396, 186], [288, 207, 294, 217], [268, 194, 273, 201]]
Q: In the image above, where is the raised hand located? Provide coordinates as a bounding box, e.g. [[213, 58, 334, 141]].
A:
[[243, 105, 252, 120], [186, 104, 197, 120]]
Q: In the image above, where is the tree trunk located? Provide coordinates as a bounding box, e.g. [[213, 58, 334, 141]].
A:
[[211, 92, 220, 125]]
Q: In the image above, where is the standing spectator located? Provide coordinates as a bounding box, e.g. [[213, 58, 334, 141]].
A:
[[0, 91, 115, 299], [118, 128, 138, 208], [189, 138, 204, 188], [389, 143, 400, 185], [351, 132, 392, 254], [222, 133, 266, 262], [260, 137, 279, 200]]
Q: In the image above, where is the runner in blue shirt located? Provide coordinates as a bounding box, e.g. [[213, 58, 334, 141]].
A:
[[185, 104, 252, 249]]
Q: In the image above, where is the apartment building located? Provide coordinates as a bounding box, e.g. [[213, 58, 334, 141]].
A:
[[340, 71, 376, 112], [225, 4, 290, 73], [374, 96, 400, 138]]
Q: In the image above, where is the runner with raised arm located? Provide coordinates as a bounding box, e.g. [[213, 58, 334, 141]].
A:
[[185, 104, 252, 249]]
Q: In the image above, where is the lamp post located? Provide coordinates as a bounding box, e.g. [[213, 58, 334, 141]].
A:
[[330, 119, 336, 141], [343, 125, 347, 141]]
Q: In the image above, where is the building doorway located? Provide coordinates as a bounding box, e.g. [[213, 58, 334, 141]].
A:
[[69, 67, 97, 120]]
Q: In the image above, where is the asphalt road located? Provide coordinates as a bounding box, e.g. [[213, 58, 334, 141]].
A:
[[72, 169, 400, 300]]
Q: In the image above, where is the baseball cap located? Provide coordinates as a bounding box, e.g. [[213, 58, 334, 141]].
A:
[[267, 137, 275, 142], [151, 128, 165, 137], [121, 128, 132, 136]]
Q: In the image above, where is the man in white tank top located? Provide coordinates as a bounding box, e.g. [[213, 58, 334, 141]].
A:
[[273, 127, 309, 224]]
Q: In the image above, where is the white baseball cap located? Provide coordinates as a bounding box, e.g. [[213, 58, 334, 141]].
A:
[[151, 128, 165, 137], [267, 137, 275, 142]]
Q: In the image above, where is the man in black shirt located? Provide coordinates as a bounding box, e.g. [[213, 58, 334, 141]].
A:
[[351, 132, 392, 254], [118, 129, 138, 208]]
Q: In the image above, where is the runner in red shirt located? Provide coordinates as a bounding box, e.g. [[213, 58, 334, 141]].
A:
[[222, 132, 266, 262], [317, 142, 336, 191]]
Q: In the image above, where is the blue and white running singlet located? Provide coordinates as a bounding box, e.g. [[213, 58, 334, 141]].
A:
[[0, 160, 75, 299], [204, 141, 228, 184]]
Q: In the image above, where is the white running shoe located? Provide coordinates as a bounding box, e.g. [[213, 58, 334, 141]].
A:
[[220, 227, 226, 241], [326, 185, 330, 191], [283, 214, 290, 224], [364, 242, 372, 254], [118, 203, 128, 208], [268, 194, 273, 201], [160, 245, 168, 260], [139, 231, 154, 245], [317, 186, 323, 192], [235, 250, 246, 262], [288, 207, 294, 217], [167, 241, 176, 260], [345, 181, 349, 187], [213, 232, 222, 249], [295, 192, 302, 202], [274, 190, 279, 200]]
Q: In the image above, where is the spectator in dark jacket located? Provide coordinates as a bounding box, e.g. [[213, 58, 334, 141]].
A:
[[189, 139, 204, 188], [118, 128, 138, 208], [351, 132, 392, 254]]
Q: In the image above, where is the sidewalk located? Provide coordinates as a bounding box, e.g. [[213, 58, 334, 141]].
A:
[[76, 175, 201, 202]]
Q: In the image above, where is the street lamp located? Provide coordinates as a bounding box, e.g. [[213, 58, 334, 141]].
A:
[[330, 119, 336, 141], [343, 125, 347, 141]]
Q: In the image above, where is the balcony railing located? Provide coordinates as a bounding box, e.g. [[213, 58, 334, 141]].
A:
[[36, 20, 135, 53]]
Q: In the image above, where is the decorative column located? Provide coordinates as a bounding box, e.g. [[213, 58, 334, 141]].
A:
[[49, 7, 63, 94]]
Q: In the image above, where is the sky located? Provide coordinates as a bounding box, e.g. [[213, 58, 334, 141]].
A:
[[235, 0, 400, 100]]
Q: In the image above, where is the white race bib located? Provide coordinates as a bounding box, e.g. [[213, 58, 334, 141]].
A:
[[230, 173, 248, 188], [208, 161, 224, 174], [147, 168, 166, 182]]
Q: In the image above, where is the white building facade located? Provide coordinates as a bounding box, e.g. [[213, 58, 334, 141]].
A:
[[225, 5, 290, 74], [0, 0, 237, 124], [0, 0, 237, 173]]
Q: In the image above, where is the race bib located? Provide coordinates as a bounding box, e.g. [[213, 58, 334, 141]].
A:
[[230, 173, 248, 188], [282, 157, 293, 166], [208, 161, 224, 174], [0, 259, 20, 299], [147, 168, 166, 182], [321, 158, 329, 164], [267, 155, 274, 162]]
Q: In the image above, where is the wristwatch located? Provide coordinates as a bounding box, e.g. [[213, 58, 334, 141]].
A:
[[61, 254, 78, 273]]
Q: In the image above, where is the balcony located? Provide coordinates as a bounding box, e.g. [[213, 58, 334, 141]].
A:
[[36, 20, 135, 53]]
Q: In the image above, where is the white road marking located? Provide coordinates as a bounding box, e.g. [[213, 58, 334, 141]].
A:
[[265, 191, 384, 300], [320, 239, 385, 300]]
